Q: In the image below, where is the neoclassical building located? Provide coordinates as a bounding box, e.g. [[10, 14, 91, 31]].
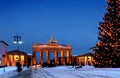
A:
[[72, 53, 94, 66], [0, 40, 8, 66], [4, 50, 32, 66], [32, 36, 72, 65]]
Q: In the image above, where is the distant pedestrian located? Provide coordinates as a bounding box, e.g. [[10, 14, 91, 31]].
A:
[[16, 62, 22, 75]]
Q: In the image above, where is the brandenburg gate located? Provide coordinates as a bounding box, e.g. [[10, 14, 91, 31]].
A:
[[32, 36, 72, 65]]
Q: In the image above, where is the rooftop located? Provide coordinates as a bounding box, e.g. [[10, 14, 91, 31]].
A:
[[0, 40, 8, 46]]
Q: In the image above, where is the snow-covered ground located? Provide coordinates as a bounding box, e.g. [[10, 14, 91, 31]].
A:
[[31, 65, 120, 78], [0, 66, 27, 78], [1, 65, 120, 78]]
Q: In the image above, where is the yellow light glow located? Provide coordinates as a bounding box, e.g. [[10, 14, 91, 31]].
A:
[[14, 55, 19, 61], [21, 55, 24, 62]]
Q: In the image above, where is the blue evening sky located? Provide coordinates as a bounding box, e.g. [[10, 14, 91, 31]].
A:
[[0, 0, 106, 55]]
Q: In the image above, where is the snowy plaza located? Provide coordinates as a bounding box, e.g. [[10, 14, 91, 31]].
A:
[[0, 66, 120, 78], [0, 0, 120, 78]]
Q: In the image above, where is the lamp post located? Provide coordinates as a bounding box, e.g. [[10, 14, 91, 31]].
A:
[[13, 34, 23, 63], [14, 34, 23, 76]]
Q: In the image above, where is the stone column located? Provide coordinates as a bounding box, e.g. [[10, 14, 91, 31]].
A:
[[46, 51, 50, 64], [19, 55, 21, 65], [57, 52, 59, 64], [4, 54, 7, 66], [86, 56, 88, 65], [40, 51, 43, 65], [85, 56, 88, 65], [25, 55, 28, 66], [33, 52, 36, 65], [12, 55, 14, 66], [7, 55, 9, 66], [54, 51, 58, 64], [65, 51, 70, 64], [60, 50, 64, 65]]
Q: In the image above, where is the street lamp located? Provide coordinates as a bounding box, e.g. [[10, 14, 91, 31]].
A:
[[13, 35, 23, 76], [14, 35, 23, 44], [13, 35, 23, 62]]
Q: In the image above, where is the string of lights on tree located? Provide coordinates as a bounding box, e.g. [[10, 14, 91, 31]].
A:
[[94, 0, 120, 67]]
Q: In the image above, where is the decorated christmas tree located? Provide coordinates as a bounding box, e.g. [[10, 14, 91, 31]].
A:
[[94, 0, 120, 67]]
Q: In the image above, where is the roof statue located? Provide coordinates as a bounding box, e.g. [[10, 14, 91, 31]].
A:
[[48, 35, 58, 44]]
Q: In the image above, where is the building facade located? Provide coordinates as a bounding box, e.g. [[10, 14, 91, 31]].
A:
[[72, 53, 94, 66], [0, 40, 8, 66], [4, 50, 32, 66], [32, 36, 72, 65]]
